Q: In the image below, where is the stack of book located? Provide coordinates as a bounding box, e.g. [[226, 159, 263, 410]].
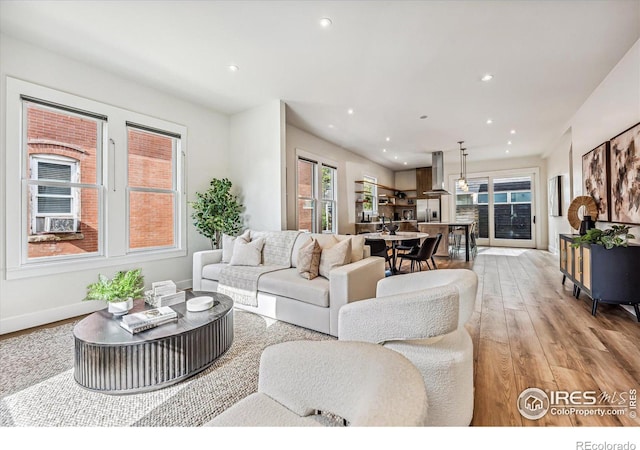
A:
[[145, 280, 186, 307], [119, 306, 178, 334]]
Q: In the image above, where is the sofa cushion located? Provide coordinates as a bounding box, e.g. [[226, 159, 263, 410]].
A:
[[222, 230, 250, 263], [337, 234, 365, 263], [250, 230, 300, 266], [258, 268, 330, 307], [291, 234, 365, 267], [229, 237, 265, 266], [319, 238, 351, 279], [297, 238, 321, 280], [202, 263, 225, 281]]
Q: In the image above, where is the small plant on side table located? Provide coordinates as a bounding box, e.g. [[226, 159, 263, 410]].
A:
[[572, 225, 635, 249]]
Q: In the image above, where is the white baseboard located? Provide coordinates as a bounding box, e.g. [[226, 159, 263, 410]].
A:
[[0, 301, 103, 335], [0, 279, 194, 335]]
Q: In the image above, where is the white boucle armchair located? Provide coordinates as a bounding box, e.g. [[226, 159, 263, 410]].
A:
[[206, 340, 428, 427], [338, 269, 478, 426]]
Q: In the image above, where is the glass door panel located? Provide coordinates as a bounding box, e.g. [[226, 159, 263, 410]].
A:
[[455, 177, 489, 245], [491, 175, 535, 247]]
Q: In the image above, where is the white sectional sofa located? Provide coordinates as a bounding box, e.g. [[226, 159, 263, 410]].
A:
[[192, 230, 386, 336]]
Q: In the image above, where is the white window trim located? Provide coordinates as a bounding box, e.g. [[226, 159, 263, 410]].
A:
[[5, 77, 188, 280]]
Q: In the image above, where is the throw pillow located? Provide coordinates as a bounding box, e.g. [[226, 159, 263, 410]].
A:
[[297, 238, 321, 280], [222, 230, 250, 263], [229, 237, 265, 266], [319, 238, 352, 279]]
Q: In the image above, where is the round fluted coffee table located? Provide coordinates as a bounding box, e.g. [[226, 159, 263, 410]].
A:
[[73, 291, 233, 395]]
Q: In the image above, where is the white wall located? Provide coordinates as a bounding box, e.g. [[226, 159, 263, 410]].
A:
[[545, 38, 640, 245], [285, 124, 394, 234], [229, 101, 286, 231], [545, 129, 574, 254], [0, 35, 230, 334]]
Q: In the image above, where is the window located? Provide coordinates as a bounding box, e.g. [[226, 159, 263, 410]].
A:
[[22, 100, 103, 260], [321, 165, 337, 233], [296, 158, 316, 232], [362, 175, 377, 215], [127, 124, 179, 251], [6, 77, 186, 278], [296, 152, 338, 234]]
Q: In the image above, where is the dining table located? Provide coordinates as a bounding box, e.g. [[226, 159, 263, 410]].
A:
[[361, 231, 429, 275]]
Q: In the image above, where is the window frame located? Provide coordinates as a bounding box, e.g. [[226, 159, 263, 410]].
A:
[[126, 123, 180, 253], [295, 149, 338, 234], [362, 175, 378, 215], [5, 77, 187, 280]]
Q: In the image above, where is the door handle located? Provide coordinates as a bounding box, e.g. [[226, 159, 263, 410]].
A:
[[533, 215, 536, 224]]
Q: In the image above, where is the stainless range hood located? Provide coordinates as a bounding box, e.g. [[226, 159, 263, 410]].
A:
[[422, 151, 452, 195]]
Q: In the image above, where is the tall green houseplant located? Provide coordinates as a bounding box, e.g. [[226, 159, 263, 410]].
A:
[[191, 178, 243, 249]]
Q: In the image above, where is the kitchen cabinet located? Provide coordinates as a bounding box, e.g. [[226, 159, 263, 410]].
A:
[[416, 167, 432, 199]]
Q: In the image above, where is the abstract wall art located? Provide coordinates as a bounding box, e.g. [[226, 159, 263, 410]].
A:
[[548, 175, 561, 217], [582, 142, 610, 222], [609, 122, 640, 225]]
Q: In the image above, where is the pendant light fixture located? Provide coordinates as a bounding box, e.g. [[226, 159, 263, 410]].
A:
[[457, 141, 468, 191], [462, 148, 469, 192]]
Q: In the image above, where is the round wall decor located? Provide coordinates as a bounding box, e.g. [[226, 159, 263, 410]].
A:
[[567, 196, 598, 230]]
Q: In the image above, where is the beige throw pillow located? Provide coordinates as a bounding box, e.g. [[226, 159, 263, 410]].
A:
[[319, 238, 352, 279], [297, 238, 321, 280], [222, 230, 250, 263], [229, 237, 265, 266]]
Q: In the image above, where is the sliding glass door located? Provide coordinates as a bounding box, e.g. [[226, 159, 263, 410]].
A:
[[455, 173, 535, 248], [491, 175, 534, 246]]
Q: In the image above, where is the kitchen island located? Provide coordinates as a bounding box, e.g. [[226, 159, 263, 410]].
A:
[[355, 220, 418, 234], [417, 221, 476, 261]]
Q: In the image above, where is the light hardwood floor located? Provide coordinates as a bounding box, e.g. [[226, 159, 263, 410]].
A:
[[402, 247, 639, 426], [4, 247, 639, 427]]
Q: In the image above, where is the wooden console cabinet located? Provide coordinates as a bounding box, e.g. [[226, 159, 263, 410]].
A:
[[559, 234, 640, 321]]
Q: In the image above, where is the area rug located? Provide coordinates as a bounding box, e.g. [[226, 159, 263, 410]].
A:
[[0, 309, 334, 427]]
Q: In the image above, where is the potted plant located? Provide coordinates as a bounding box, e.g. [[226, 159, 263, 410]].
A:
[[84, 268, 145, 316], [190, 177, 244, 249], [571, 225, 635, 249]]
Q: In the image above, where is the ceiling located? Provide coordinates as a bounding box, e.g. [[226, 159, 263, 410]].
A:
[[1, 1, 639, 170]]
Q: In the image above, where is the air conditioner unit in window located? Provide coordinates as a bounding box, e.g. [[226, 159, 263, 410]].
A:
[[44, 217, 78, 233]]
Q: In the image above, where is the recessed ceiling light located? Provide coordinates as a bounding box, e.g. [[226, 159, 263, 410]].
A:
[[228, 65, 239, 72], [505, 149, 510, 154], [419, 115, 428, 119], [328, 124, 334, 129], [481, 74, 493, 82], [394, 156, 398, 160], [507, 140, 512, 145], [386, 137, 391, 142], [347, 108, 354, 115], [403, 162, 408, 165], [510, 129, 516, 134], [319, 17, 332, 28], [382, 148, 387, 152], [486, 119, 493, 125]]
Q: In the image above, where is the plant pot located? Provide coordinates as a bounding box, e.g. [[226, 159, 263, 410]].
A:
[[108, 298, 134, 317]]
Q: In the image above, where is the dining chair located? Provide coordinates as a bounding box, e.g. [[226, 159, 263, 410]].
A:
[[394, 238, 420, 260], [398, 236, 438, 272], [365, 238, 392, 270], [429, 233, 443, 269]]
